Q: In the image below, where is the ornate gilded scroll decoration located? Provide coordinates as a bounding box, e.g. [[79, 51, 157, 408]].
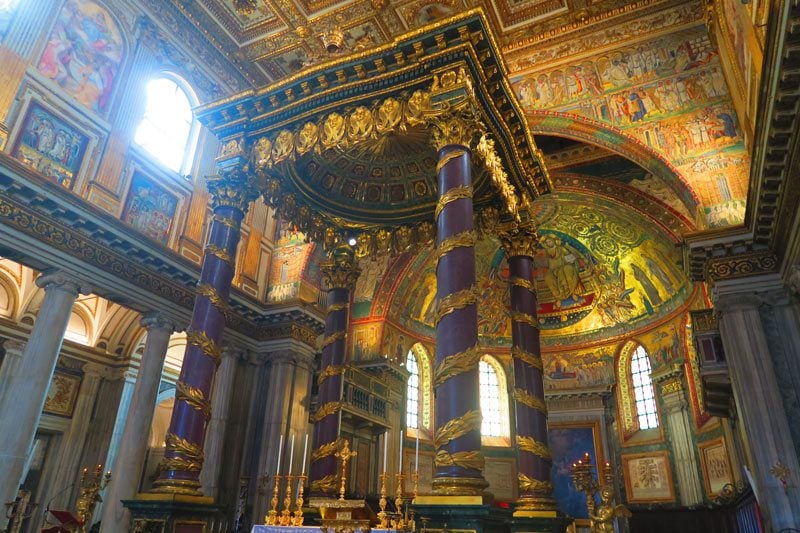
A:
[[434, 344, 482, 386], [513, 388, 548, 415], [160, 455, 202, 473], [435, 185, 473, 221], [509, 276, 536, 293], [434, 409, 482, 448], [212, 214, 239, 231], [312, 401, 343, 422], [499, 223, 539, 258], [321, 330, 346, 349], [518, 473, 554, 494], [517, 436, 552, 460], [311, 438, 343, 463], [204, 244, 233, 268], [510, 310, 539, 328], [328, 301, 349, 312], [165, 433, 204, 461], [511, 346, 543, 370], [437, 230, 476, 260], [186, 329, 222, 366], [435, 148, 468, 174], [317, 364, 346, 386], [428, 107, 481, 151], [207, 170, 259, 213], [310, 474, 338, 493], [434, 450, 485, 471], [197, 283, 230, 318], [475, 134, 519, 221], [175, 380, 212, 420], [434, 286, 477, 325]]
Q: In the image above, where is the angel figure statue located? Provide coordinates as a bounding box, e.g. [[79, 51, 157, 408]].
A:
[[589, 487, 631, 533]]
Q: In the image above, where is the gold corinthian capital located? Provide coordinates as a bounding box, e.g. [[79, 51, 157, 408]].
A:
[[207, 168, 260, 213], [499, 222, 539, 258], [321, 244, 361, 290]]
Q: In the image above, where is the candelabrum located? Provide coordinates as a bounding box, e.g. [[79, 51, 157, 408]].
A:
[[279, 474, 294, 526], [76, 465, 111, 531], [570, 452, 614, 517], [292, 474, 307, 526], [5, 490, 37, 533], [265, 475, 281, 526], [377, 472, 389, 528], [391, 472, 405, 530]]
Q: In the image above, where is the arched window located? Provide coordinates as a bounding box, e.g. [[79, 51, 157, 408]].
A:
[[134, 76, 198, 174], [405, 343, 432, 436], [479, 355, 510, 444], [631, 345, 658, 429]]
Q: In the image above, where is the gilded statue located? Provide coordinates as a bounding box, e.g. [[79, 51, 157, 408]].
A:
[[253, 136, 272, 168], [406, 90, 431, 125], [589, 487, 631, 533], [322, 112, 346, 148], [348, 106, 374, 142], [395, 225, 413, 252], [377, 97, 402, 133], [272, 130, 295, 163], [296, 122, 319, 155]]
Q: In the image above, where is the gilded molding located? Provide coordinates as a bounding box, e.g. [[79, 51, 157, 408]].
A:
[[518, 473, 553, 495], [435, 185, 473, 221], [434, 409, 482, 448], [434, 344, 482, 386], [510, 310, 539, 329], [321, 330, 347, 349], [186, 329, 222, 367], [434, 286, 478, 326], [317, 364, 346, 386], [516, 436, 552, 460], [311, 438, 343, 463], [434, 449, 485, 471], [312, 401, 343, 422], [437, 230, 476, 260], [165, 433, 205, 461], [513, 388, 548, 415], [175, 380, 212, 420]]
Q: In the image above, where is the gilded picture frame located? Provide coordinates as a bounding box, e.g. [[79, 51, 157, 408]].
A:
[[621, 450, 675, 503]]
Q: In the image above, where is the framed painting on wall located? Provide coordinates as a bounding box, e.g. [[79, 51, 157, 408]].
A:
[[698, 438, 734, 498], [11, 101, 89, 189], [43, 371, 82, 417], [121, 170, 180, 246], [622, 451, 675, 503], [548, 421, 604, 520]]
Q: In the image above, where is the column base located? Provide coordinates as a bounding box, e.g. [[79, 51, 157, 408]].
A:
[[122, 493, 220, 533], [513, 496, 559, 517], [411, 502, 509, 533], [432, 476, 490, 496]]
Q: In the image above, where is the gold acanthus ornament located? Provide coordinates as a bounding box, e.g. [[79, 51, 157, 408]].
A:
[[499, 222, 539, 258], [476, 134, 520, 221], [434, 409, 482, 448], [518, 473, 554, 494], [321, 245, 361, 289], [206, 170, 260, 213]]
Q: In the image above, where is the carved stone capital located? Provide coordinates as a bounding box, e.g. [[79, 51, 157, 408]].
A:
[[206, 168, 260, 214], [35, 270, 90, 295], [499, 222, 539, 258], [714, 292, 763, 313], [321, 245, 360, 290], [140, 312, 178, 334]]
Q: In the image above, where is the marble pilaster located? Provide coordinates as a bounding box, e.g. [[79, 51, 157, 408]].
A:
[[99, 313, 176, 533], [0, 271, 87, 509], [716, 291, 800, 531]]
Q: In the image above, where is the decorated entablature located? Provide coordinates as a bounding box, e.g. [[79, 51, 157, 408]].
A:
[[194, 9, 550, 255]]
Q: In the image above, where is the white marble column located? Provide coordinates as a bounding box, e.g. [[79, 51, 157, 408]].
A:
[[200, 344, 243, 498], [46, 363, 107, 509], [103, 370, 137, 483], [716, 291, 800, 531], [0, 339, 25, 398], [655, 369, 704, 506], [0, 271, 87, 509], [99, 313, 175, 533]]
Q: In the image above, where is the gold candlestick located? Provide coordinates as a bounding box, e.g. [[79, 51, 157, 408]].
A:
[[412, 471, 419, 503], [391, 472, 405, 530], [292, 474, 307, 526], [335, 439, 357, 501], [377, 472, 389, 528], [75, 465, 111, 532], [265, 475, 281, 525], [280, 474, 294, 526]]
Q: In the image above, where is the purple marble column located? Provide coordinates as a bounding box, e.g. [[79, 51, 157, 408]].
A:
[[152, 170, 257, 495], [309, 245, 359, 496], [430, 119, 487, 496], [499, 224, 556, 513]]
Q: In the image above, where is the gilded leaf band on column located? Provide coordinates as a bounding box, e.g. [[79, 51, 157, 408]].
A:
[[434, 344, 482, 386], [311, 438, 343, 463], [434, 409, 482, 448], [510, 310, 539, 328], [511, 346, 543, 371], [312, 401, 343, 423], [437, 230, 476, 261], [509, 276, 536, 293], [197, 283, 230, 318], [321, 330, 347, 349], [204, 243, 233, 268], [435, 185, 473, 221], [518, 473, 554, 494], [434, 450, 485, 471], [310, 474, 338, 493], [516, 435, 552, 460], [175, 380, 211, 420], [513, 388, 548, 415], [159, 456, 203, 473], [317, 364, 346, 386], [186, 329, 222, 367], [212, 214, 239, 231], [328, 301, 349, 312], [165, 433, 205, 461], [435, 148, 468, 174], [434, 286, 477, 326]]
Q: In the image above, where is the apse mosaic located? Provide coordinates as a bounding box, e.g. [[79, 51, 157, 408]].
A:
[[512, 24, 750, 228], [388, 192, 691, 348], [38, 0, 124, 115]]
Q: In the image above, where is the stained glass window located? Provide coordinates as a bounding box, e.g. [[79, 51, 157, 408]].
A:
[[135, 77, 196, 174], [631, 345, 659, 429], [479, 356, 509, 439], [406, 350, 420, 429]]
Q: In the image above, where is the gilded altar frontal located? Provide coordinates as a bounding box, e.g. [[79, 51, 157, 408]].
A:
[[0, 0, 795, 532]]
